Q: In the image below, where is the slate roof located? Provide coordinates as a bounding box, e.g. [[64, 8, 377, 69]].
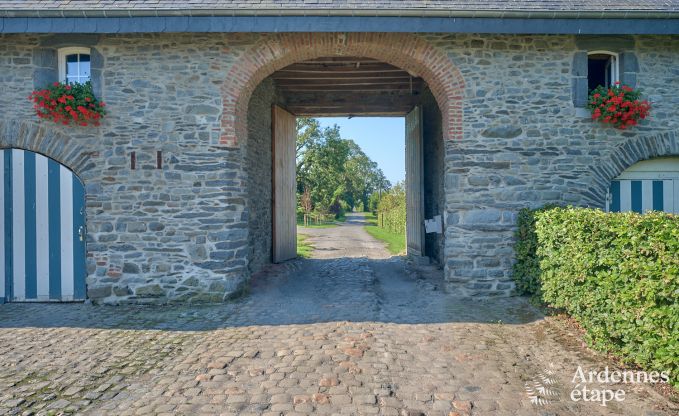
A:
[[1, 0, 678, 14]]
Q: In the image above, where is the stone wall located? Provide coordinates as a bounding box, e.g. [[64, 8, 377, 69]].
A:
[[427, 34, 679, 295], [1, 33, 257, 303], [0, 32, 678, 302], [245, 78, 277, 274]]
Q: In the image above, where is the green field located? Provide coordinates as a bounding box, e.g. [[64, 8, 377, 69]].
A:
[[363, 212, 406, 255], [297, 234, 314, 258]]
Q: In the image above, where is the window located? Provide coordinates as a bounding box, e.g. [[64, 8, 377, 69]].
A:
[[587, 51, 619, 91], [58, 47, 91, 84]]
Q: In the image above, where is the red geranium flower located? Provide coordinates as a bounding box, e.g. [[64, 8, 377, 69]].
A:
[[28, 81, 105, 127]]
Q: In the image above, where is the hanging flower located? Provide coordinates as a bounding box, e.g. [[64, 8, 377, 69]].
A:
[[587, 83, 650, 130], [28, 81, 106, 127]]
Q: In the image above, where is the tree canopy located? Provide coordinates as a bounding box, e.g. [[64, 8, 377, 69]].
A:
[[296, 117, 390, 216]]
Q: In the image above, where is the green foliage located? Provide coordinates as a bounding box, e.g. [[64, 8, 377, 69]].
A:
[[511, 204, 560, 297], [364, 225, 406, 255], [533, 207, 679, 388], [296, 118, 389, 217], [368, 192, 381, 212], [376, 182, 406, 236], [296, 234, 314, 258]]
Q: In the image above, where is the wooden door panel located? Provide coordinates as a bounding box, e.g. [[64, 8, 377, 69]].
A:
[[272, 105, 297, 263], [1, 149, 86, 302], [405, 106, 424, 257]]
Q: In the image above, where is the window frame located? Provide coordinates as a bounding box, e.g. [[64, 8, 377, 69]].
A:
[[57, 47, 92, 84], [587, 50, 620, 89]]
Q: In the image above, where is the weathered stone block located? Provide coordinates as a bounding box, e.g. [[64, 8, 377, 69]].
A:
[[135, 284, 164, 297], [88, 285, 112, 299], [462, 209, 502, 224], [481, 124, 522, 139]]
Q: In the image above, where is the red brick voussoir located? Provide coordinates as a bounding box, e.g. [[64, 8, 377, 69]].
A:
[[220, 33, 465, 147]]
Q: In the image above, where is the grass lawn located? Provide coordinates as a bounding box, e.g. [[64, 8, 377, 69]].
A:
[[297, 234, 314, 258], [363, 212, 377, 225], [364, 224, 406, 255]]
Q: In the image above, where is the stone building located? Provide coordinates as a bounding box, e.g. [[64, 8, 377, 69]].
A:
[[0, 1, 678, 303]]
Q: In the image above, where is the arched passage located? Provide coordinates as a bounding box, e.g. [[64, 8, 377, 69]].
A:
[[590, 130, 679, 209], [220, 33, 465, 147], [222, 33, 464, 276]]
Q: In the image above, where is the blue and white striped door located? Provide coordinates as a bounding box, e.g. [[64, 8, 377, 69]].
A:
[[608, 179, 678, 214], [1, 149, 86, 302]]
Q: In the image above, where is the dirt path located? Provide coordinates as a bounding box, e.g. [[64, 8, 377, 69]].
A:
[[298, 212, 391, 259]]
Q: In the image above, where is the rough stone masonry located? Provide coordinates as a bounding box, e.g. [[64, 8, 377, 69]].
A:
[[0, 32, 678, 303]]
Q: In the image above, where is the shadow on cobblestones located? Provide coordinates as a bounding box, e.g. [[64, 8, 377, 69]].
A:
[[0, 256, 542, 331], [1, 212, 675, 416]]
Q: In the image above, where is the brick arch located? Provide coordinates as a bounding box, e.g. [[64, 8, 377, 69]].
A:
[[0, 119, 91, 177], [220, 33, 465, 147], [589, 130, 679, 207]]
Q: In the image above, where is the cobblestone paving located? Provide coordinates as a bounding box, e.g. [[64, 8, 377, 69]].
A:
[[0, 215, 676, 415]]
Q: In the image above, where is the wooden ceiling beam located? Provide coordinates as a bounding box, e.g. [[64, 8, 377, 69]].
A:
[[276, 84, 423, 92], [275, 78, 422, 88], [271, 72, 412, 80], [269, 56, 427, 115], [283, 91, 419, 116]]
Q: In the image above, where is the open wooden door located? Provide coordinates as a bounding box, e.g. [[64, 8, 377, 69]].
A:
[[272, 105, 297, 263], [405, 106, 425, 257]]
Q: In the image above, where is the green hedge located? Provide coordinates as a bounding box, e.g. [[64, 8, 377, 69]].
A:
[[529, 207, 678, 388], [511, 205, 560, 297], [376, 186, 406, 235], [377, 205, 406, 235]]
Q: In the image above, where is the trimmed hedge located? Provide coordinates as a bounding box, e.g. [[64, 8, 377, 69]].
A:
[[511, 205, 560, 297], [532, 207, 678, 388]]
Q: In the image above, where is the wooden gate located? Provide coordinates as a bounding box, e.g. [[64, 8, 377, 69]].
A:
[[1, 149, 86, 302], [607, 158, 679, 214], [272, 105, 297, 263], [405, 106, 425, 257]]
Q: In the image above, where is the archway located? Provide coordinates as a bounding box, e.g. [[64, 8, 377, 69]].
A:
[[222, 33, 464, 275], [590, 130, 679, 209], [606, 156, 679, 214], [1, 148, 87, 302], [220, 33, 464, 147], [244, 55, 447, 272]]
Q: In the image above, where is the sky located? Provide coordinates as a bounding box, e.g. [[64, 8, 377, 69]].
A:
[[316, 117, 405, 186]]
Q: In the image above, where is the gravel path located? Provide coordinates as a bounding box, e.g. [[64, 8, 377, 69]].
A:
[[298, 212, 391, 259]]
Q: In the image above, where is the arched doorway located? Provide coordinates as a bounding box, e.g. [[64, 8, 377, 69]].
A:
[[244, 55, 446, 272], [607, 157, 679, 214], [1, 148, 87, 302], [222, 33, 464, 280]]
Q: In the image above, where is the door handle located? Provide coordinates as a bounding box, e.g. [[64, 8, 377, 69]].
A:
[[78, 226, 85, 242]]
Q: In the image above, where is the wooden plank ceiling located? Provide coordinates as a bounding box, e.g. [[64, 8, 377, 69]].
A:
[[270, 57, 426, 117]]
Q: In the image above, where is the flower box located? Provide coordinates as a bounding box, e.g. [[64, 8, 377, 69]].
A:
[[588, 83, 650, 129], [29, 81, 106, 127]]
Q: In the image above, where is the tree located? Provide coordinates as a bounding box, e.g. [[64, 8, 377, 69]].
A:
[[300, 187, 313, 226], [296, 118, 390, 217]]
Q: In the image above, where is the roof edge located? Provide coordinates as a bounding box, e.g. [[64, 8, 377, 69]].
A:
[[1, 8, 679, 19]]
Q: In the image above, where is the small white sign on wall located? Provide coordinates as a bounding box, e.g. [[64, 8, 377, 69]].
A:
[[424, 215, 443, 234]]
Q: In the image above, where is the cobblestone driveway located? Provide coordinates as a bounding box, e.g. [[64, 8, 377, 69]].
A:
[[0, 214, 676, 415]]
